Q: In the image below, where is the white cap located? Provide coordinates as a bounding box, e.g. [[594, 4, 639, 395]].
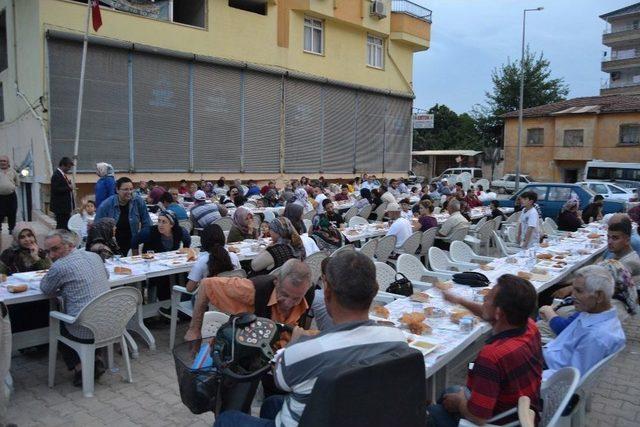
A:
[[386, 202, 401, 212], [194, 190, 207, 201]]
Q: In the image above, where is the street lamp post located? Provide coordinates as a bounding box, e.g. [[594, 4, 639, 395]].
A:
[[514, 7, 544, 193]]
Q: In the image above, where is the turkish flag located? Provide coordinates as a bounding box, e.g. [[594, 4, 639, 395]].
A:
[[91, 0, 102, 32]]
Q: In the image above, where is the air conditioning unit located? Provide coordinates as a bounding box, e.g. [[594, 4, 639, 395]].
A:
[[370, 0, 386, 19]]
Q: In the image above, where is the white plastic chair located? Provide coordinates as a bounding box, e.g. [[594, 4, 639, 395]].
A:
[[304, 251, 328, 286], [475, 178, 490, 192], [432, 206, 441, 215], [544, 217, 559, 232], [492, 230, 520, 256], [357, 204, 372, 219], [560, 346, 625, 427], [396, 254, 453, 282], [374, 235, 397, 264], [303, 219, 312, 233], [348, 216, 369, 227], [303, 209, 316, 222], [371, 203, 388, 223], [343, 206, 358, 224], [201, 311, 230, 338], [213, 217, 233, 232], [428, 247, 477, 274], [357, 238, 378, 259], [48, 287, 141, 398], [419, 228, 437, 260], [67, 214, 85, 245], [504, 211, 521, 225], [459, 367, 580, 427], [190, 235, 201, 248], [394, 231, 422, 257], [330, 244, 354, 257], [169, 269, 246, 349], [506, 225, 519, 244], [470, 219, 495, 254], [450, 241, 496, 264], [263, 210, 276, 223], [374, 261, 397, 288], [469, 216, 486, 232]]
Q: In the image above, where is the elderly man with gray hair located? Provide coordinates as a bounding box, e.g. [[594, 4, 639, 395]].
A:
[[542, 264, 626, 380], [435, 199, 469, 250], [40, 229, 110, 386]]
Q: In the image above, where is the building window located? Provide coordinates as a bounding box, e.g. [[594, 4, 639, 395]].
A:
[[0, 10, 7, 73], [619, 124, 640, 145], [304, 17, 323, 55], [367, 34, 384, 69], [526, 128, 544, 146], [563, 129, 584, 147], [229, 0, 267, 16]]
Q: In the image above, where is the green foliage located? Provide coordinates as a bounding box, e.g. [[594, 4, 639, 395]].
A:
[[413, 104, 483, 151]]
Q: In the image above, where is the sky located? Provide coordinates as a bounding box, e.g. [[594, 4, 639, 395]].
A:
[[412, 0, 634, 114]]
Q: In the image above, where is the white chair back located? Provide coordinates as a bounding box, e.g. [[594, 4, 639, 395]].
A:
[[330, 244, 354, 257], [540, 367, 580, 427], [492, 230, 516, 257], [358, 238, 378, 259], [475, 178, 490, 192], [303, 209, 316, 222], [213, 217, 233, 232], [304, 251, 328, 286], [396, 254, 426, 281], [374, 262, 397, 288], [447, 226, 469, 243], [303, 219, 312, 233], [428, 247, 451, 272], [348, 216, 369, 227], [505, 211, 521, 224], [372, 202, 388, 222], [75, 288, 141, 345], [398, 231, 422, 255], [433, 206, 441, 215], [506, 225, 518, 243], [544, 217, 558, 231], [357, 204, 372, 219], [419, 228, 437, 256], [343, 206, 358, 223], [201, 311, 230, 338], [374, 235, 397, 263], [449, 241, 475, 264], [472, 217, 487, 230]]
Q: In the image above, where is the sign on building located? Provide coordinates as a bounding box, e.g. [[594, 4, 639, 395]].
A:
[[413, 113, 434, 129]]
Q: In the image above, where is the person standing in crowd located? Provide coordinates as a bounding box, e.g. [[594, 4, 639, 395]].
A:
[[133, 180, 148, 199], [582, 195, 604, 224], [428, 275, 542, 427], [516, 191, 540, 249], [94, 162, 115, 208], [40, 230, 110, 387], [385, 203, 413, 248], [159, 191, 188, 221], [556, 199, 583, 232], [542, 265, 625, 380], [0, 156, 20, 235], [85, 217, 120, 262], [50, 157, 75, 230], [190, 190, 227, 229], [227, 206, 259, 243], [95, 176, 151, 256]]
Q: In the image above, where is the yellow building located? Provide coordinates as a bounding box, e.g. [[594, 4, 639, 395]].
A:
[[0, 0, 431, 213], [503, 94, 640, 183]]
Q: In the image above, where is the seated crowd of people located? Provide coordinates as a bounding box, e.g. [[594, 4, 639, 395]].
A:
[[2, 164, 640, 427]]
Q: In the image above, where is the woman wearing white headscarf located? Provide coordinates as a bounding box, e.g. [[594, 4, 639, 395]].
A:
[[292, 188, 313, 213], [94, 162, 116, 208]]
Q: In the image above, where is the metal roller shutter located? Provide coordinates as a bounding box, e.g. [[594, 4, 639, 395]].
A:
[[355, 92, 385, 173], [384, 97, 412, 172], [284, 79, 322, 173], [322, 86, 357, 173], [192, 64, 242, 172], [243, 71, 282, 173], [48, 39, 130, 171], [132, 53, 190, 171]]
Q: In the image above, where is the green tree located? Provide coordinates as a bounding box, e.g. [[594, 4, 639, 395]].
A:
[[413, 104, 483, 151]]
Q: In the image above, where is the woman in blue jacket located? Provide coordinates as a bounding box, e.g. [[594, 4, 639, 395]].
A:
[[95, 162, 116, 208]]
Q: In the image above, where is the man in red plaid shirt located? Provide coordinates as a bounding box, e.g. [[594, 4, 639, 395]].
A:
[[427, 275, 543, 426]]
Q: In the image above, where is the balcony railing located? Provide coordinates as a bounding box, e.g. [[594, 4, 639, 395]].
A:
[[603, 50, 640, 62], [603, 23, 640, 35], [601, 79, 640, 90], [391, 0, 432, 23]]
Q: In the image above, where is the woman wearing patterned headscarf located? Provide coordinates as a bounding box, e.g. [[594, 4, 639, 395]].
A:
[[251, 217, 305, 274], [292, 188, 313, 213], [602, 259, 638, 321], [227, 206, 259, 243], [85, 217, 120, 261], [94, 162, 116, 208], [0, 223, 51, 275], [556, 198, 583, 232]]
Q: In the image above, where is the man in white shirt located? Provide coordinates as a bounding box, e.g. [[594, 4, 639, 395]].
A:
[[438, 199, 469, 239], [516, 191, 540, 249], [385, 203, 413, 248], [380, 186, 396, 205], [313, 186, 328, 214]]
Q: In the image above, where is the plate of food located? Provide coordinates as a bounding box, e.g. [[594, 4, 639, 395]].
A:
[[6, 283, 29, 293], [409, 340, 439, 356], [450, 309, 472, 324], [11, 270, 49, 281], [112, 266, 133, 275], [423, 306, 447, 318], [410, 291, 430, 303], [398, 312, 432, 335], [370, 305, 390, 319]]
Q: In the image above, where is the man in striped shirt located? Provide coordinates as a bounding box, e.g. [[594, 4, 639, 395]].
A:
[[214, 251, 408, 427]]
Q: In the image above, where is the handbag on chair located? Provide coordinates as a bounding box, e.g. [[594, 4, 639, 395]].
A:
[[386, 273, 414, 297]]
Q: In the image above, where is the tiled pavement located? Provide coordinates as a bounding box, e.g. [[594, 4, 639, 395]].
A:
[[4, 315, 640, 426]]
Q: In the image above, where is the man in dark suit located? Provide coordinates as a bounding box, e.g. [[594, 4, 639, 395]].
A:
[[50, 157, 75, 230]]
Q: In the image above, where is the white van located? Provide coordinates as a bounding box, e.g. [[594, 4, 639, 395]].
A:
[[433, 167, 483, 182]]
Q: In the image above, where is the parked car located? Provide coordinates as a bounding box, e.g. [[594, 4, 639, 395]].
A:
[[493, 183, 625, 219], [406, 170, 425, 185], [576, 181, 638, 203], [490, 174, 535, 194], [432, 167, 483, 183]]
